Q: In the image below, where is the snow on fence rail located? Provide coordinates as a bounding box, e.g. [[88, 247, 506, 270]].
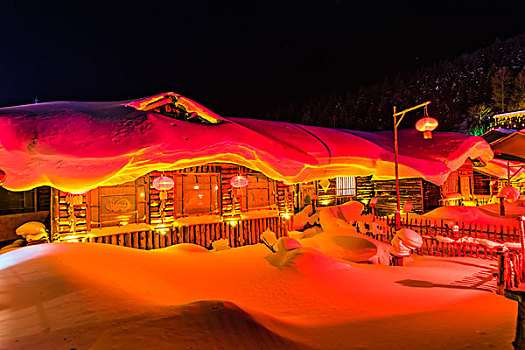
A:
[[368, 215, 525, 293], [86, 216, 289, 250]]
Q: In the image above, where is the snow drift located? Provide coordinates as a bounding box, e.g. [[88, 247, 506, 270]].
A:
[[0, 92, 493, 192]]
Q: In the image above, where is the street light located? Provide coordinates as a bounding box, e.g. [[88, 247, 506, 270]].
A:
[[393, 101, 437, 229]]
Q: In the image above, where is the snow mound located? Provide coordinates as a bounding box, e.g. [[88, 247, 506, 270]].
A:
[[0, 241, 516, 349], [420, 204, 525, 228]]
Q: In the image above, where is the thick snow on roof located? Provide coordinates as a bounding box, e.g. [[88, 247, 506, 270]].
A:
[[0, 93, 493, 192], [475, 158, 525, 181]]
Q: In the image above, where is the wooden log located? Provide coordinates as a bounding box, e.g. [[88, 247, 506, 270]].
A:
[[159, 231, 166, 248], [132, 232, 138, 248], [204, 224, 210, 249], [139, 231, 146, 249], [184, 226, 190, 244], [166, 228, 172, 247], [146, 230, 153, 250], [497, 252, 508, 295]]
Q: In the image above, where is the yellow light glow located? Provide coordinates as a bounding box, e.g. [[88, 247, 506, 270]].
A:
[[194, 185, 200, 190], [281, 212, 292, 219], [140, 193, 145, 197], [321, 200, 330, 205], [154, 224, 170, 235]]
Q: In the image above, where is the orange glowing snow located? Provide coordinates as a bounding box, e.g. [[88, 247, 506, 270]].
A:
[[0, 93, 493, 192]]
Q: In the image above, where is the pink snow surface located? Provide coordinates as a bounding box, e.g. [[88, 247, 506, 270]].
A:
[[414, 203, 525, 228], [0, 203, 516, 349], [0, 93, 493, 192], [0, 242, 515, 349]]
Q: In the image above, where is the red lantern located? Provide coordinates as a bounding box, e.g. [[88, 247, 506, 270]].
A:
[[415, 105, 438, 139], [415, 117, 439, 139], [153, 175, 174, 191], [0, 170, 5, 186], [230, 175, 249, 188]]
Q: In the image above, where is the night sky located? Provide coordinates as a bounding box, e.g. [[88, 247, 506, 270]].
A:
[[1, 0, 524, 117]]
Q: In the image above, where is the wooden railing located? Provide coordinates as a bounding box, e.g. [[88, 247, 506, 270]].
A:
[[367, 215, 525, 293], [85, 216, 290, 250], [374, 215, 521, 243]]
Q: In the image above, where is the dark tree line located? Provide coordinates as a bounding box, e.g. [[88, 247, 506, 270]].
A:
[[266, 34, 525, 132]]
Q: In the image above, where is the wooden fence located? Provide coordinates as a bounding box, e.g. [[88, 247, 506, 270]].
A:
[[85, 216, 289, 250], [374, 215, 521, 243], [368, 215, 525, 292]]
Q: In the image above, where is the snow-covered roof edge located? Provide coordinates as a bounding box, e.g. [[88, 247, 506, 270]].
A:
[[0, 93, 493, 192]]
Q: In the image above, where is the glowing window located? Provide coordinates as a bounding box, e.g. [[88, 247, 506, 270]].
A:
[[176, 174, 219, 216], [336, 177, 356, 196]]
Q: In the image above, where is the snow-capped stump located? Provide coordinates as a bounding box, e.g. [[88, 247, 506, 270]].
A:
[[260, 229, 277, 251], [396, 228, 423, 250], [16, 221, 49, 246], [265, 237, 303, 269], [16, 221, 47, 238], [211, 238, 231, 251], [291, 205, 318, 231], [389, 228, 423, 265]]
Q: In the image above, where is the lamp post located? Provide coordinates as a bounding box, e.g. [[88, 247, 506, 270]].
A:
[[393, 101, 437, 229]]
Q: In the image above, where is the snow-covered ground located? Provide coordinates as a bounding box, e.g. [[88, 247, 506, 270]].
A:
[[0, 204, 517, 349], [413, 202, 525, 228]]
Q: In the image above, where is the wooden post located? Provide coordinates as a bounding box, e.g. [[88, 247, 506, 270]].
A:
[[504, 289, 525, 350], [497, 251, 509, 295], [519, 215, 525, 282]]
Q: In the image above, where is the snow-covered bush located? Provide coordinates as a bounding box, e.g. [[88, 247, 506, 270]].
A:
[[260, 229, 277, 251], [389, 228, 422, 258], [292, 205, 319, 231], [211, 239, 231, 251], [265, 237, 303, 269]]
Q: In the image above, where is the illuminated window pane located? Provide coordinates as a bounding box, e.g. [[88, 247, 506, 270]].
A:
[[177, 174, 219, 215], [336, 177, 356, 196]]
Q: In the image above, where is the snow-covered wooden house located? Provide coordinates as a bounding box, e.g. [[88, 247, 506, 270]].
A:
[[0, 93, 493, 248]]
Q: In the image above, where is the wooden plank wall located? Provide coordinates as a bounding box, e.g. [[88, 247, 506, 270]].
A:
[[54, 190, 89, 239], [372, 178, 424, 215], [86, 216, 289, 250], [36, 186, 51, 211], [473, 171, 494, 196], [148, 170, 175, 225], [219, 164, 243, 220], [277, 182, 294, 215], [422, 180, 441, 212], [356, 175, 374, 203], [316, 178, 337, 207]]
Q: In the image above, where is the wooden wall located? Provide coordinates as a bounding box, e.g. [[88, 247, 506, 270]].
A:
[[87, 216, 289, 250], [423, 180, 441, 212], [53, 190, 89, 240], [53, 163, 291, 248], [316, 178, 337, 207], [356, 175, 374, 203], [473, 171, 495, 196], [372, 178, 424, 216]]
